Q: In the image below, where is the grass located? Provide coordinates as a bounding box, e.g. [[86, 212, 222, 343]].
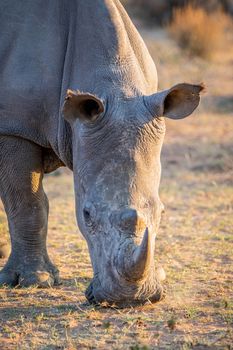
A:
[[168, 5, 232, 59], [0, 21, 233, 350]]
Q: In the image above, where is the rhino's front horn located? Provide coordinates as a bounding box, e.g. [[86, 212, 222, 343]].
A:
[[117, 228, 154, 282]]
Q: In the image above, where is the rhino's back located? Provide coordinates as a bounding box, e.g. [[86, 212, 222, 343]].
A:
[[0, 0, 68, 147]]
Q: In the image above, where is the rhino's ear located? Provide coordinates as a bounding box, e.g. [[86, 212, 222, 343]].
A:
[[63, 90, 105, 123], [145, 83, 205, 120]]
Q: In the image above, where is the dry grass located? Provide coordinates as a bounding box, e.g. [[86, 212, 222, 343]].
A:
[[0, 21, 233, 350], [168, 5, 232, 59]]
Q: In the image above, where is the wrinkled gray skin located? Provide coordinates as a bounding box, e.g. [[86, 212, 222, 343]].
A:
[[0, 0, 203, 306]]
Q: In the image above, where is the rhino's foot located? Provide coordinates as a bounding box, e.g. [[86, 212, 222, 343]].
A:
[[0, 256, 60, 288]]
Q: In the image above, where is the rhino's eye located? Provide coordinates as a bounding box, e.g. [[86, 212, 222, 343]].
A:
[[83, 202, 96, 227], [83, 208, 91, 222]]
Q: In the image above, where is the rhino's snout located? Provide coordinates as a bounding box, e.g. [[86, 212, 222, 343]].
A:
[[84, 224, 163, 306], [80, 201, 163, 306]]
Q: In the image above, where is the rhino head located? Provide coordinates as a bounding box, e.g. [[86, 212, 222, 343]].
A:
[[63, 83, 203, 306]]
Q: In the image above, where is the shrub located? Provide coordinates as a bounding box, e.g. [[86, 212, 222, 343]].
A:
[[168, 5, 231, 59], [121, 0, 233, 25]]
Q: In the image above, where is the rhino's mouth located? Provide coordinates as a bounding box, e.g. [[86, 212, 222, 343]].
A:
[[85, 267, 166, 307], [85, 283, 166, 308]]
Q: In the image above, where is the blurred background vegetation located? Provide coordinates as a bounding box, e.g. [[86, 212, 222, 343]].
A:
[[122, 0, 233, 24], [122, 0, 233, 59]]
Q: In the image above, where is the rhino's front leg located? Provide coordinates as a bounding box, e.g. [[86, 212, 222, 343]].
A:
[[0, 136, 59, 287]]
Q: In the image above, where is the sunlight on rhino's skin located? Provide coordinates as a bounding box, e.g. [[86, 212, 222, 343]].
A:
[[30, 171, 41, 194]]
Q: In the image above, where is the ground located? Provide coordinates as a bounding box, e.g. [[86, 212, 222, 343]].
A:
[[0, 23, 233, 350]]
